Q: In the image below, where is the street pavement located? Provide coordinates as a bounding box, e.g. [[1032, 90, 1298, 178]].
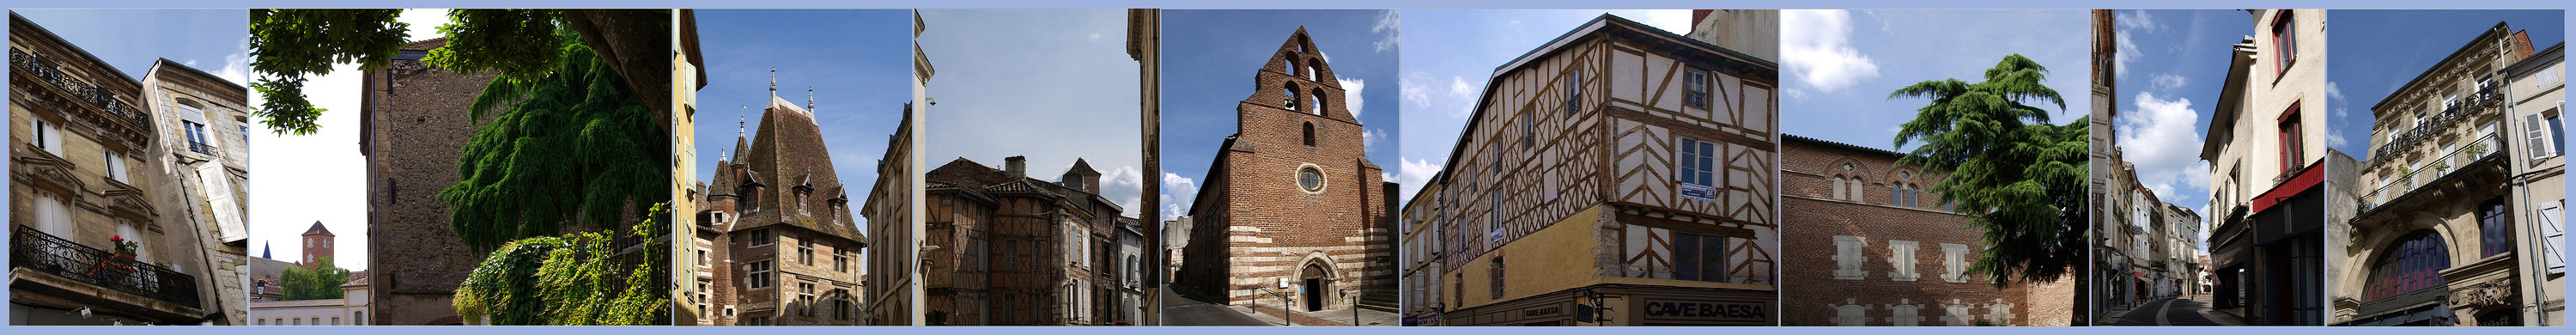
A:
[[1161, 287, 1273, 326], [2105, 295, 2239, 326]]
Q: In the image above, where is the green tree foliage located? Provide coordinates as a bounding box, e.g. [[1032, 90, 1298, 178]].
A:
[[245, 9, 610, 135], [435, 32, 670, 253], [247, 9, 410, 135], [453, 204, 670, 326], [1887, 55, 2091, 318], [279, 257, 353, 301]]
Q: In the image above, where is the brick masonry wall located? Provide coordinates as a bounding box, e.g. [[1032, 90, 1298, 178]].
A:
[[1778, 137, 2073, 326]]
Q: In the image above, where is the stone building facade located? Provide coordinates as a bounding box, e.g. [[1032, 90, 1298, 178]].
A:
[[1174, 27, 1395, 315], [360, 38, 495, 326], [139, 57, 253, 325], [1414, 14, 1779, 326], [861, 106, 916, 326], [925, 156, 1139, 326], [1778, 135, 2077, 326], [10, 11, 244, 326], [2203, 9, 2327, 326], [1398, 182, 1444, 326], [697, 86, 870, 326], [2336, 21, 2565, 326]]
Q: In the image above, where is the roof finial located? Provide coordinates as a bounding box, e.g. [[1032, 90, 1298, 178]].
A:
[[807, 87, 816, 111], [738, 105, 748, 138], [769, 67, 778, 97]]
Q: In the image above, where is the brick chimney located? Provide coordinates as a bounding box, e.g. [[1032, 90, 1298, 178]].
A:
[[1005, 155, 1027, 179]]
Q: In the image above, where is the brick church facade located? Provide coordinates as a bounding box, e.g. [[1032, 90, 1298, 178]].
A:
[[695, 82, 869, 326], [1777, 135, 2075, 326], [1176, 28, 1396, 314]]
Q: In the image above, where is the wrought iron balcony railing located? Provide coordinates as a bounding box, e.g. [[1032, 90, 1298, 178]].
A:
[[2373, 86, 2503, 161], [10, 225, 203, 308], [2360, 133, 2504, 213], [188, 142, 216, 155], [9, 48, 149, 130]]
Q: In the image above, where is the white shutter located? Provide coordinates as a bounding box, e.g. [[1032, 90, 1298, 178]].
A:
[[198, 164, 250, 243], [39, 119, 64, 156], [2529, 113, 2555, 158], [2541, 202, 2566, 275]]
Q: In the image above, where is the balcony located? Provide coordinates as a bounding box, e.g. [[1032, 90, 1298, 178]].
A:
[[9, 48, 149, 130], [10, 225, 203, 308], [2360, 133, 2504, 213], [187, 142, 216, 155], [2373, 86, 2502, 161]]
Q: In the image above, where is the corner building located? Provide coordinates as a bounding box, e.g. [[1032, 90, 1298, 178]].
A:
[[1417, 14, 1779, 326], [2333, 21, 2565, 326], [11, 12, 248, 326], [1175, 28, 1395, 314], [2202, 9, 2327, 326], [924, 156, 1139, 326], [1778, 136, 2076, 326], [697, 88, 870, 326]]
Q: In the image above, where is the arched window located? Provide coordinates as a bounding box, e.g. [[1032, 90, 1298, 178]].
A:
[[1307, 59, 1321, 81], [1284, 83, 1302, 111], [1303, 122, 1316, 146], [1311, 89, 1327, 115], [1285, 58, 1301, 79], [2364, 230, 2450, 302]]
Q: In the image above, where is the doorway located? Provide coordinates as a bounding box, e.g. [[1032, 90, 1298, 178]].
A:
[[1301, 263, 1331, 312]]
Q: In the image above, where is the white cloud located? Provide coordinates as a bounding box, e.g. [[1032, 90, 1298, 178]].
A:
[[216, 49, 252, 85], [2150, 73, 2186, 92], [1400, 156, 1440, 191], [1449, 76, 1474, 99], [2324, 81, 2346, 104], [1783, 88, 1809, 100], [2117, 10, 2160, 34], [1401, 71, 1434, 108], [1089, 33, 1103, 41], [1642, 9, 1694, 34], [1103, 164, 1145, 216], [2115, 28, 2139, 80], [1160, 173, 1199, 222], [2119, 92, 2213, 200], [1371, 10, 1400, 52], [1782, 9, 1880, 93], [1362, 127, 1388, 150], [1340, 77, 1367, 118], [2326, 122, 2351, 148]]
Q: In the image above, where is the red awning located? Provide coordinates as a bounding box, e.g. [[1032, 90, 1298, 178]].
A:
[[2249, 160, 2324, 214]]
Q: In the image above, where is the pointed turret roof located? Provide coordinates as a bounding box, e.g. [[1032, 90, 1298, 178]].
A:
[[301, 221, 332, 236], [1066, 158, 1101, 175]]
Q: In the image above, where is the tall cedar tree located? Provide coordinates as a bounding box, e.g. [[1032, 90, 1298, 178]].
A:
[[1887, 54, 2093, 323], [280, 257, 352, 301], [437, 28, 670, 253]]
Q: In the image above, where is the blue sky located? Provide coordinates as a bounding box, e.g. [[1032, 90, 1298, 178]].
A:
[[10, 9, 248, 84], [1162, 9, 1403, 221], [918, 9, 1145, 218], [690, 9, 912, 232], [2327, 10, 2565, 160], [1782, 9, 2089, 154], [1395, 9, 1692, 203], [2111, 9, 2272, 255]]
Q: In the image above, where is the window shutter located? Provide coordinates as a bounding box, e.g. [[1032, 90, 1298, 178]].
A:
[[2543, 202, 2567, 275], [2530, 113, 2553, 157]]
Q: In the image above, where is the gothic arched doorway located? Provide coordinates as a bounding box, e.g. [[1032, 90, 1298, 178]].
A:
[[1302, 262, 1332, 312]]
